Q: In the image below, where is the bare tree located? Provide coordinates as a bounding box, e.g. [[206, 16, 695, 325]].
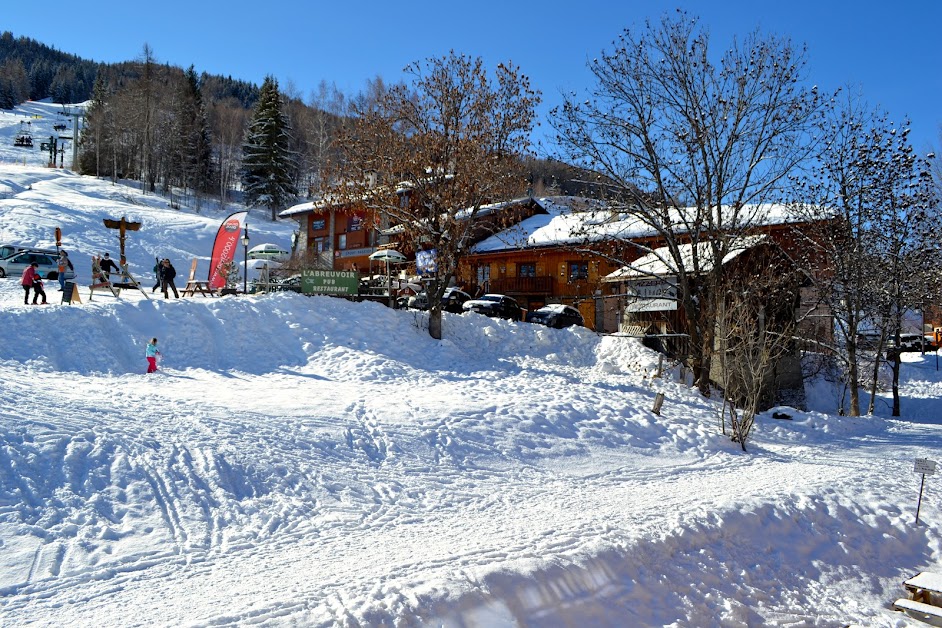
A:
[[335, 52, 540, 340], [792, 96, 939, 416], [306, 81, 348, 194], [551, 11, 820, 395], [135, 44, 159, 193], [209, 97, 248, 210], [713, 246, 801, 449], [864, 123, 938, 416]]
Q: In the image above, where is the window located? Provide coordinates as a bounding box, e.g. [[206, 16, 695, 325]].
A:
[[519, 263, 536, 278], [477, 264, 490, 289], [338, 234, 347, 250], [568, 261, 588, 282], [311, 237, 327, 253]]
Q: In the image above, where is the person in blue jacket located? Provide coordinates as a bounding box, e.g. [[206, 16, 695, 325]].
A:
[[145, 338, 161, 373]]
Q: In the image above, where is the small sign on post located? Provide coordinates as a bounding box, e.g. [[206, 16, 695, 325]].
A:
[[914, 458, 937, 525]]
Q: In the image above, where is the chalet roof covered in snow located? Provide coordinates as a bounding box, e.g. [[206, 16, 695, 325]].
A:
[[603, 234, 769, 281], [472, 202, 802, 254]]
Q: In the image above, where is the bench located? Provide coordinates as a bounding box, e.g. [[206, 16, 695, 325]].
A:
[[895, 571, 942, 620], [905, 571, 942, 605], [181, 259, 216, 297], [893, 597, 942, 619]]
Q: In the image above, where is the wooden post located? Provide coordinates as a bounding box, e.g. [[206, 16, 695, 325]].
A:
[[656, 354, 664, 378], [652, 392, 665, 415]]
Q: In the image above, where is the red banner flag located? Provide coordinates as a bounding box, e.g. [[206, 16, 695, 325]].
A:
[[209, 211, 248, 290]]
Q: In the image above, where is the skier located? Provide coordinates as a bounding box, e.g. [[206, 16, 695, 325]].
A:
[[152, 256, 161, 292], [145, 338, 161, 373]]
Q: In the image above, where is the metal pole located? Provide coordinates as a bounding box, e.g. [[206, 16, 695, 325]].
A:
[[71, 111, 81, 169], [916, 473, 927, 525], [242, 224, 249, 294]]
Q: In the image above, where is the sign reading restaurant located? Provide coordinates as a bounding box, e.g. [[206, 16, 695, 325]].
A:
[[301, 269, 359, 295], [626, 277, 678, 312]]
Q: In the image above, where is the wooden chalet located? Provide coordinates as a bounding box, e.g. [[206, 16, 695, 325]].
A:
[[457, 197, 639, 330], [280, 189, 549, 285], [463, 200, 834, 336]]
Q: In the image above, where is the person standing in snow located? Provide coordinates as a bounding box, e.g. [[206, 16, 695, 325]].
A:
[[99, 252, 120, 281], [31, 273, 48, 305], [159, 258, 179, 299], [56, 250, 73, 291], [152, 256, 161, 292], [145, 338, 161, 373], [20, 262, 38, 304]]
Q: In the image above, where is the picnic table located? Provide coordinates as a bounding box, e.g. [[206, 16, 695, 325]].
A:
[[894, 571, 942, 620]]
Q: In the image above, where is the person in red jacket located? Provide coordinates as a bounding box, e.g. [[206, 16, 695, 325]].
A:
[[20, 262, 38, 305]]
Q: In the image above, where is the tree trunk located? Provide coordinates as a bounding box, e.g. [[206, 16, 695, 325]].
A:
[[429, 307, 443, 340], [890, 350, 901, 417], [847, 344, 861, 416], [867, 347, 883, 415]]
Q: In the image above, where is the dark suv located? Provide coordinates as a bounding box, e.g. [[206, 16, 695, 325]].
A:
[[462, 294, 523, 320], [409, 287, 472, 313], [527, 304, 585, 329]]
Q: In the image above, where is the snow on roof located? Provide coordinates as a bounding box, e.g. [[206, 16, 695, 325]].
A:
[[603, 234, 768, 281], [472, 202, 801, 254], [535, 303, 573, 313], [280, 200, 316, 218]]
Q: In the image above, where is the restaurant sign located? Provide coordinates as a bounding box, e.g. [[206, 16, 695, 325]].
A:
[[626, 277, 677, 312], [301, 270, 359, 295]]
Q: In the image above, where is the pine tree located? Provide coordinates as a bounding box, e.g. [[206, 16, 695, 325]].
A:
[[241, 76, 297, 220]]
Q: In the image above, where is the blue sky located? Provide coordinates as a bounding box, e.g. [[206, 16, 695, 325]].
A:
[[4, 0, 940, 153]]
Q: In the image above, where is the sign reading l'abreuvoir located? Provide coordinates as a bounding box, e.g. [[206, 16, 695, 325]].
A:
[[301, 269, 359, 295]]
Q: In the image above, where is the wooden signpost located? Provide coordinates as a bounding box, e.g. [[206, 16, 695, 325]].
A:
[[102, 216, 141, 267], [96, 217, 149, 299]]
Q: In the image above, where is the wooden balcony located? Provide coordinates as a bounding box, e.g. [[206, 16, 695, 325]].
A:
[[490, 276, 554, 295]]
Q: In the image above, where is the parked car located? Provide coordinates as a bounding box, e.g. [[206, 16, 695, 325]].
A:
[[408, 287, 472, 313], [0, 243, 59, 260], [858, 331, 930, 352], [462, 293, 523, 320], [247, 243, 290, 261], [895, 333, 927, 351], [0, 251, 76, 280], [270, 274, 302, 293], [527, 304, 585, 329]]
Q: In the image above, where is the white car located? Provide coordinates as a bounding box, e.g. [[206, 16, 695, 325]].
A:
[[247, 243, 290, 261], [0, 251, 76, 280], [0, 243, 59, 259]]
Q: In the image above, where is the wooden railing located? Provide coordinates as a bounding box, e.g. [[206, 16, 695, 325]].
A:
[[489, 276, 554, 294]]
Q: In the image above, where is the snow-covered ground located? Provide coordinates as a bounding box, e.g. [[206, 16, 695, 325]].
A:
[[0, 103, 941, 627]]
